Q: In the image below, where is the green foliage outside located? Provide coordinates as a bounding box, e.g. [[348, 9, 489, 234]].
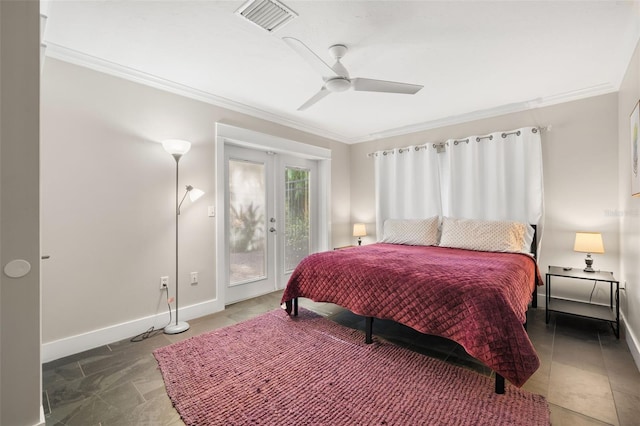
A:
[[230, 202, 264, 252], [228, 168, 309, 269], [285, 168, 310, 270]]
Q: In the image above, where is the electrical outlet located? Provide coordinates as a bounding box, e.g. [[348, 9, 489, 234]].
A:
[[190, 272, 198, 285], [160, 276, 169, 290]]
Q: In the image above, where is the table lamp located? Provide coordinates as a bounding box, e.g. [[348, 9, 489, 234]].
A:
[[574, 232, 605, 272], [353, 223, 366, 246]]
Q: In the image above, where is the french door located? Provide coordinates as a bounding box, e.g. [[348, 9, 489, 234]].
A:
[[225, 145, 317, 304]]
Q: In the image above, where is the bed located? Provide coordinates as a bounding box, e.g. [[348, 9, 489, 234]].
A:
[[281, 217, 542, 394]]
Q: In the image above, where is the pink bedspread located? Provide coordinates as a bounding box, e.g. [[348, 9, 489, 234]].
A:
[[281, 243, 541, 387]]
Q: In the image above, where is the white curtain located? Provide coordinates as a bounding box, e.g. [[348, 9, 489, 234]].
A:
[[374, 126, 544, 238], [442, 127, 543, 225], [374, 145, 442, 238]]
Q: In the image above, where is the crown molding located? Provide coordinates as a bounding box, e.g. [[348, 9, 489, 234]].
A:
[[44, 42, 618, 146], [350, 83, 618, 144], [44, 42, 351, 144]]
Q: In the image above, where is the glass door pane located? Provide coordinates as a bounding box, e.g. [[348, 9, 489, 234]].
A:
[[228, 159, 266, 285], [284, 167, 310, 273]]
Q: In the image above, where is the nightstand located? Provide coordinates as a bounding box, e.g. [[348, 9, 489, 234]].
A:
[[545, 266, 619, 338], [333, 245, 356, 250]]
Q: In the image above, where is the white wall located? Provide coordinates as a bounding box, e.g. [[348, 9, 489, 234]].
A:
[[349, 93, 622, 322], [40, 58, 350, 360], [618, 37, 640, 366], [0, 1, 43, 425]]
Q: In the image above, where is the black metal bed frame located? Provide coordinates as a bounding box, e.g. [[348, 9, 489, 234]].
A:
[[290, 225, 538, 395]]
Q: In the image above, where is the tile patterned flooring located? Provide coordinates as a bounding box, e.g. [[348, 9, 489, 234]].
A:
[[43, 291, 640, 425]]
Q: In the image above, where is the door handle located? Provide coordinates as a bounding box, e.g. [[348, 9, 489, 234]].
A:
[[269, 227, 276, 233]]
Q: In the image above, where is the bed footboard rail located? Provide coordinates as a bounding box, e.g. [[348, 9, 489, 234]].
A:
[[365, 314, 508, 394], [290, 302, 513, 394]]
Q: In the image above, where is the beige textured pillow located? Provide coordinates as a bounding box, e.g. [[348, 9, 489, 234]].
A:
[[381, 217, 440, 246], [439, 217, 532, 253]]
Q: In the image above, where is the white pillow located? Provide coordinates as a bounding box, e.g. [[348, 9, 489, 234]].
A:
[[439, 217, 534, 254], [381, 217, 440, 246]]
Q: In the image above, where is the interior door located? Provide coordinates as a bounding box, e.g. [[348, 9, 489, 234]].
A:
[[224, 146, 318, 304]]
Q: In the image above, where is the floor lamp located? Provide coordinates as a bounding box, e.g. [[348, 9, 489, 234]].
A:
[[162, 139, 204, 334]]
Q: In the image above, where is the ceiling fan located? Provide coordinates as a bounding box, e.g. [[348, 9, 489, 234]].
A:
[[282, 37, 423, 111]]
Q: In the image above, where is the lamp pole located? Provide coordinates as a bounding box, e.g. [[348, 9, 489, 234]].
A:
[[174, 154, 182, 327], [163, 141, 191, 335]]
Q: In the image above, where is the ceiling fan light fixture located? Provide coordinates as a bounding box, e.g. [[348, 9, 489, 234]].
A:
[[325, 77, 351, 93]]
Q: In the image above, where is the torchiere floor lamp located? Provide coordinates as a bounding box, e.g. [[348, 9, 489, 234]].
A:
[[162, 139, 204, 334]]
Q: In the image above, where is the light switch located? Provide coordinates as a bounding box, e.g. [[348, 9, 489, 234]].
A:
[[208, 206, 215, 217]]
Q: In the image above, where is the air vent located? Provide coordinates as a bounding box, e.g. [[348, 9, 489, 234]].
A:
[[235, 0, 298, 33]]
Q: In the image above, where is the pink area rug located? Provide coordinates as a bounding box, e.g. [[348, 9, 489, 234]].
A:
[[154, 308, 550, 425]]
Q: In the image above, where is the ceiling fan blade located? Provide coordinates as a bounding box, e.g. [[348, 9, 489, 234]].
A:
[[283, 37, 339, 78], [298, 87, 331, 111], [351, 78, 423, 94]]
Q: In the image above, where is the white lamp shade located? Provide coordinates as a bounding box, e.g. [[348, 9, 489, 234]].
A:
[[353, 223, 367, 237], [162, 139, 191, 156], [189, 188, 205, 202], [574, 232, 605, 254]]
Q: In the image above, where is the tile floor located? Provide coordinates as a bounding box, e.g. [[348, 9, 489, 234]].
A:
[[43, 291, 640, 425]]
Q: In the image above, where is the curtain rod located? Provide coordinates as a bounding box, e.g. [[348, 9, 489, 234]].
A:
[[366, 125, 550, 158]]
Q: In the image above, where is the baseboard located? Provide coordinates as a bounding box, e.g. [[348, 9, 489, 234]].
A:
[[621, 311, 640, 372], [42, 297, 225, 363], [36, 405, 45, 426]]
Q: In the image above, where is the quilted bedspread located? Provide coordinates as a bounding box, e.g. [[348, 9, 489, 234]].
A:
[[281, 243, 542, 387]]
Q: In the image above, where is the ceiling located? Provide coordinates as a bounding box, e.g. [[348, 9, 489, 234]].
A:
[[42, 1, 640, 144]]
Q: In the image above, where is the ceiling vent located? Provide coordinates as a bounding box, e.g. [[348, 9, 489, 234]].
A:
[[235, 0, 298, 33]]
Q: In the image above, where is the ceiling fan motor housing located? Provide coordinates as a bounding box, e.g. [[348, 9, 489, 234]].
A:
[[328, 44, 348, 59]]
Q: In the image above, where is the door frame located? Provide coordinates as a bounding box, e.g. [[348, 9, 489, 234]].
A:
[[215, 123, 331, 306]]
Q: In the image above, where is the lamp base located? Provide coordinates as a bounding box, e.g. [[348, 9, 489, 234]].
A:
[[584, 254, 595, 273], [164, 321, 190, 334]]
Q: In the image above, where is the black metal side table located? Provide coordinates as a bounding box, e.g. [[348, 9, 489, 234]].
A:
[[546, 266, 619, 338]]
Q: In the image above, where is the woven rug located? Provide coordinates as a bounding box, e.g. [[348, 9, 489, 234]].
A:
[[154, 308, 550, 425]]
